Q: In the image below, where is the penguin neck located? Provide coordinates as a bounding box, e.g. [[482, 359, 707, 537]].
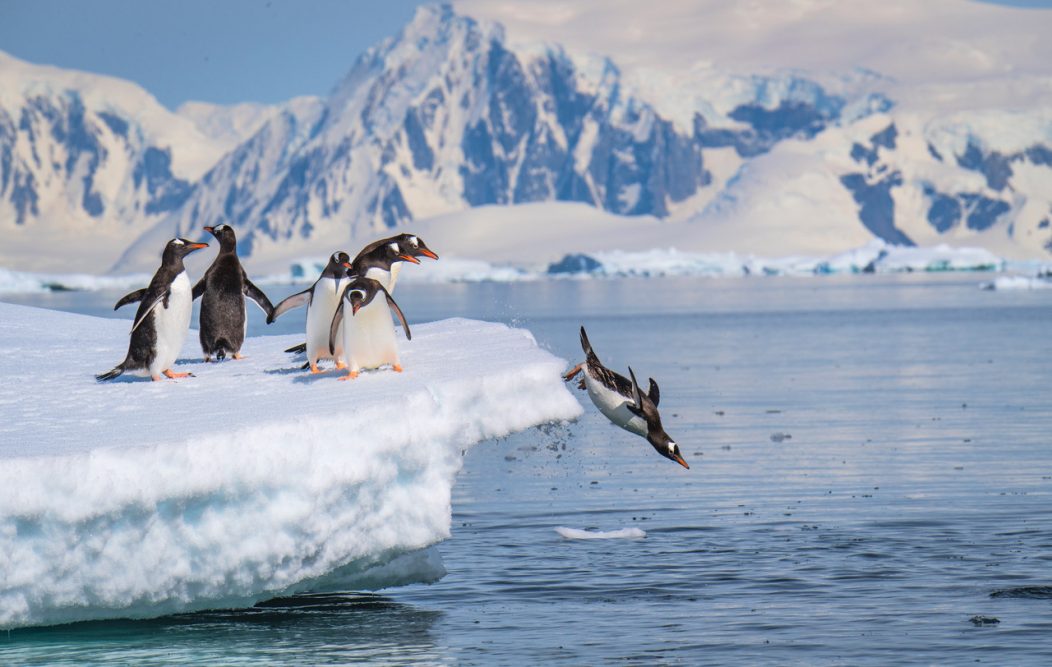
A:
[[217, 240, 237, 255]]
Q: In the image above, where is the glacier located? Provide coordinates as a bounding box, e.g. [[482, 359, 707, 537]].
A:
[[0, 302, 582, 629]]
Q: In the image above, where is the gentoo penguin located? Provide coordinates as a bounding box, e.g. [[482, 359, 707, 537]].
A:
[[564, 326, 688, 469], [267, 251, 353, 373], [282, 235, 437, 357], [352, 233, 439, 292], [97, 238, 208, 382], [329, 275, 411, 381], [192, 224, 274, 361]]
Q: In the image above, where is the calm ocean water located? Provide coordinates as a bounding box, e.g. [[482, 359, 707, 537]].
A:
[[3, 273, 1052, 665]]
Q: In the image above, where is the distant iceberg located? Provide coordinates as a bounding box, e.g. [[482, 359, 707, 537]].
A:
[[0, 240, 1022, 295], [0, 303, 581, 628], [555, 527, 647, 540]]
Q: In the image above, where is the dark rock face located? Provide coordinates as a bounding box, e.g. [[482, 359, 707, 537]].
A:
[[696, 100, 843, 158], [841, 172, 914, 246], [547, 253, 602, 274]]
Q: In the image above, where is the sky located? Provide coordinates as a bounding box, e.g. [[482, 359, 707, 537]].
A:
[[0, 0, 428, 109], [0, 0, 1049, 111]]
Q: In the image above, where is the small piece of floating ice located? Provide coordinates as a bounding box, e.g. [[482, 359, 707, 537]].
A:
[[555, 526, 647, 540], [0, 302, 582, 629]]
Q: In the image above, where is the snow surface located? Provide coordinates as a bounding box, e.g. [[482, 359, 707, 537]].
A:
[[0, 302, 581, 629], [555, 527, 646, 540]]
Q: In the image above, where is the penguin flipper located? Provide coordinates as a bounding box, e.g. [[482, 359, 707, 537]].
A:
[[192, 278, 205, 300], [648, 378, 660, 407], [626, 366, 645, 418], [382, 286, 411, 341], [243, 275, 275, 319], [114, 288, 147, 310], [131, 292, 168, 333], [328, 300, 346, 356], [284, 342, 307, 355], [269, 289, 310, 324]]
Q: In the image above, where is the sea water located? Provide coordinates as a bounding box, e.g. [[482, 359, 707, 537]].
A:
[[2, 273, 1051, 665]]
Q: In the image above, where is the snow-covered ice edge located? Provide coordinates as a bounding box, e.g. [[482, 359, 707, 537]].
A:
[[0, 303, 582, 629]]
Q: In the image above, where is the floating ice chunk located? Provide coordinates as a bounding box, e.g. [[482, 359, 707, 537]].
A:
[[0, 267, 151, 294], [979, 276, 1052, 291], [0, 303, 582, 629], [555, 527, 647, 540]]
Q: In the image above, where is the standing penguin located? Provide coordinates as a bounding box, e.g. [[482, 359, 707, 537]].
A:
[[281, 236, 436, 360], [564, 326, 689, 469], [193, 224, 274, 361], [329, 275, 411, 381], [267, 251, 353, 373], [97, 238, 208, 382]]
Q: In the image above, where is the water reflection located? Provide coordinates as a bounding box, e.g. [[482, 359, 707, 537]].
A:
[[2, 594, 448, 665]]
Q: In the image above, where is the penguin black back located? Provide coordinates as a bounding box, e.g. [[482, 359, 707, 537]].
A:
[[194, 225, 274, 361]]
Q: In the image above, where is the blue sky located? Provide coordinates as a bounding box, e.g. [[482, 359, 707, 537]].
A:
[[0, 0, 427, 109], [1, 0, 1049, 111]]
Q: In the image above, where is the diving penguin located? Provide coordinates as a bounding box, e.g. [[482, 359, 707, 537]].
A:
[[97, 238, 209, 382], [193, 224, 275, 361], [329, 275, 411, 381], [267, 251, 353, 373], [563, 326, 689, 469]]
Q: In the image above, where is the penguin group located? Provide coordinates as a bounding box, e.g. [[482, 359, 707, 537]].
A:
[[96, 228, 438, 383], [95, 228, 685, 469]]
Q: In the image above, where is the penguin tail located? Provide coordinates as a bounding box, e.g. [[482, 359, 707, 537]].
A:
[[213, 338, 231, 361], [285, 342, 307, 355], [579, 326, 598, 363], [96, 363, 126, 382]]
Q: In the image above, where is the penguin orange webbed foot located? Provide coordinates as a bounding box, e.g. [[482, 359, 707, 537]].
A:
[[335, 361, 347, 370], [392, 364, 403, 373], [338, 371, 360, 382], [233, 353, 245, 360], [163, 369, 191, 379], [310, 363, 323, 374], [563, 363, 583, 382]]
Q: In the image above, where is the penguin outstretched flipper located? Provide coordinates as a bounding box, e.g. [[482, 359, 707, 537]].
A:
[[381, 284, 411, 341], [114, 288, 147, 310], [243, 276, 275, 320], [269, 289, 310, 324], [648, 378, 660, 407]]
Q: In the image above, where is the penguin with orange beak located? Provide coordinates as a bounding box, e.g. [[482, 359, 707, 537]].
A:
[[564, 326, 689, 469], [97, 238, 209, 381]]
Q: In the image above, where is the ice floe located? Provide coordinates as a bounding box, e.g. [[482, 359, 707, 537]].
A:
[[0, 302, 581, 628]]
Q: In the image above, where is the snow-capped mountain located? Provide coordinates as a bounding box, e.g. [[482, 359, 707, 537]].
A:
[[115, 5, 712, 271], [0, 51, 228, 272], [3, 2, 1052, 274]]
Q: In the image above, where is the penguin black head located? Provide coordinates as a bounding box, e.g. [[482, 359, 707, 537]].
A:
[[344, 277, 381, 315], [203, 224, 237, 253], [626, 367, 688, 469], [162, 238, 209, 265], [391, 233, 439, 261]]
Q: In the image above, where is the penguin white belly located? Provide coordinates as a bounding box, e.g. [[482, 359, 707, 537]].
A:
[[584, 371, 647, 437], [149, 271, 192, 376], [364, 266, 394, 291], [341, 298, 399, 372], [306, 277, 347, 363]]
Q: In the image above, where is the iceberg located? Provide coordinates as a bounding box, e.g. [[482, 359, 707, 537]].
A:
[[0, 302, 582, 629]]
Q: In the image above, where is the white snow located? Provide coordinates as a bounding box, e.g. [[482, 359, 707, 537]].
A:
[[0, 302, 582, 629], [555, 526, 646, 540]]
